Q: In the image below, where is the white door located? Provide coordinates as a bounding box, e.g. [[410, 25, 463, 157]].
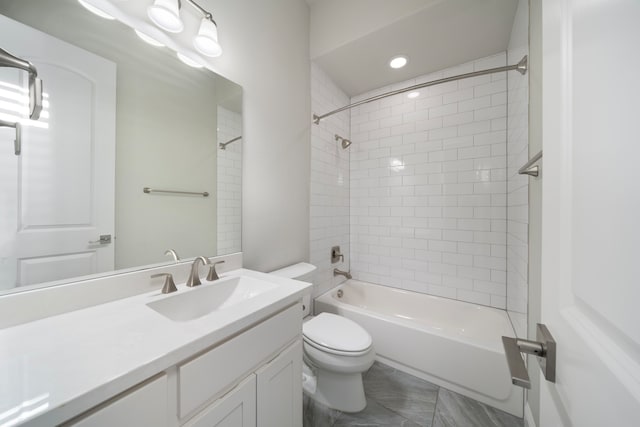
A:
[[0, 15, 116, 289], [539, 0, 640, 425]]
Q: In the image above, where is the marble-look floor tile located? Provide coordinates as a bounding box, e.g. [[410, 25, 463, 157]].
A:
[[363, 362, 439, 427], [432, 388, 523, 427], [303, 394, 341, 427], [333, 400, 422, 427]]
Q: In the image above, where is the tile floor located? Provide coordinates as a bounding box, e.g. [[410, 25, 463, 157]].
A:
[[303, 362, 523, 427]]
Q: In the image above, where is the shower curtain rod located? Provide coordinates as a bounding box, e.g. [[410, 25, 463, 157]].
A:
[[313, 55, 528, 125]]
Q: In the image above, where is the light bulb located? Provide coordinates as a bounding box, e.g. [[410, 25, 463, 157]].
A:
[[193, 18, 222, 57], [148, 0, 184, 33]]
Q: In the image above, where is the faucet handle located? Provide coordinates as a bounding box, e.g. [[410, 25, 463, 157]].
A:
[[207, 260, 225, 281], [331, 246, 344, 264], [151, 273, 177, 294]]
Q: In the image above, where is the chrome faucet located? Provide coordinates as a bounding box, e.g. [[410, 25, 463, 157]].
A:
[[333, 268, 352, 280], [186, 256, 210, 287], [164, 249, 180, 263]]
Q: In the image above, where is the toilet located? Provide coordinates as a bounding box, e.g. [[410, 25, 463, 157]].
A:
[[270, 263, 375, 413]]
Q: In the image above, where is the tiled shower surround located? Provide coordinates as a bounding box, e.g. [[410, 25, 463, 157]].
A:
[[309, 63, 351, 298], [348, 53, 509, 308], [216, 106, 242, 255]]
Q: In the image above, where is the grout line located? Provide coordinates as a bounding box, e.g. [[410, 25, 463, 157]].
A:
[[432, 387, 441, 426]]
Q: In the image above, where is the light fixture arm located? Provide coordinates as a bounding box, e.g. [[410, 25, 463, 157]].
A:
[[0, 47, 43, 120], [184, 0, 216, 25]]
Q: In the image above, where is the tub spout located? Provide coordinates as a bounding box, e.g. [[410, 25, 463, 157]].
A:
[[333, 268, 352, 279]]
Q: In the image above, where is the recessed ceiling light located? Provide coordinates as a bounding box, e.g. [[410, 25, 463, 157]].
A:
[[407, 91, 420, 99], [389, 56, 408, 69]]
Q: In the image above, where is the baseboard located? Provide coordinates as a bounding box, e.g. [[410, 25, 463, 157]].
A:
[[524, 401, 536, 427]]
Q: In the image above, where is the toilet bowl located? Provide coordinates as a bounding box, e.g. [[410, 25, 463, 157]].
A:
[[270, 263, 375, 413]]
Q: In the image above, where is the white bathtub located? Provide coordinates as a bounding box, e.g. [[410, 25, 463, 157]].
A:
[[314, 280, 523, 417]]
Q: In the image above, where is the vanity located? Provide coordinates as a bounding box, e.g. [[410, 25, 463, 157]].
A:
[[0, 257, 311, 427], [0, 2, 307, 426]]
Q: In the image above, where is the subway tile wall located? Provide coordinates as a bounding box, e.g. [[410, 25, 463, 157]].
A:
[[506, 3, 530, 337], [309, 62, 351, 298], [216, 106, 242, 255], [349, 53, 509, 308]]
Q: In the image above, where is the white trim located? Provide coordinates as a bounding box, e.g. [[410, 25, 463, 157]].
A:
[[524, 401, 536, 427]]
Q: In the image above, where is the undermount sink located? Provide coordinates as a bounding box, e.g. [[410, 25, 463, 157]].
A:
[[147, 275, 277, 321]]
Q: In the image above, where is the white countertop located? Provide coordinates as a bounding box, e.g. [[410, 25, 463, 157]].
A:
[[0, 268, 310, 427]]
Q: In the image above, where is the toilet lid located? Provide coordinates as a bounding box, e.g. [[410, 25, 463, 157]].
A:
[[303, 313, 372, 353]]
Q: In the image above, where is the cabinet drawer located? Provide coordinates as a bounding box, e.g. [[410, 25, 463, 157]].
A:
[[179, 304, 301, 417], [66, 374, 167, 427], [183, 374, 256, 427]]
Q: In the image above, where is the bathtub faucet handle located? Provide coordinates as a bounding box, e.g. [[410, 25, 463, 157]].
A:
[[331, 246, 344, 264]]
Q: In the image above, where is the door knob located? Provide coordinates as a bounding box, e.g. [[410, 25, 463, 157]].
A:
[[89, 234, 112, 244], [502, 323, 556, 389]]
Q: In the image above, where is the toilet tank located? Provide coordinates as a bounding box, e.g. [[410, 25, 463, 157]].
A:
[[270, 262, 316, 317]]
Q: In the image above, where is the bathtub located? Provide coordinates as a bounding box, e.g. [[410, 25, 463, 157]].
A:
[[314, 280, 523, 417]]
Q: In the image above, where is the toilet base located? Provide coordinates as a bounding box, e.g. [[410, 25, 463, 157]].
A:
[[304, 367, 367, 413]]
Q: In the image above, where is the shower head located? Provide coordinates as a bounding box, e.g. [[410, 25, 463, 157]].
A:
[[335, 134, 352, 150]]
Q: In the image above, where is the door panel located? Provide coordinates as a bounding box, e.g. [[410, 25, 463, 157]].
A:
[[184, 374, 256, 427], [540, 0, 640, 425], [18, 252, 96, 286], [0, 15, 115, 289], [255, 340, 302, 427], [20, 63, 93, 228]]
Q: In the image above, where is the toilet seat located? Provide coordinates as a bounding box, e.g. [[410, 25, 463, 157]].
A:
[[303, 336, 371, 356], [303, 313, 372, 356]]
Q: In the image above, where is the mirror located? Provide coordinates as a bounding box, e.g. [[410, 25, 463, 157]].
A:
[[0, 0, 242, 295]]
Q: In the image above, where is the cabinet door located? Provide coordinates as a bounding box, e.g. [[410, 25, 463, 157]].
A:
[[255, 340, 302, 427], [67, 375, 167, 427], [184, 374, 256, 427]]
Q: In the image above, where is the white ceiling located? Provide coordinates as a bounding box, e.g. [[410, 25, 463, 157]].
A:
[[309, 0, 519, 97]]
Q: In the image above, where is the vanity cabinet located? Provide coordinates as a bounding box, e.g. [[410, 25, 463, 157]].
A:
[[256, 341, 302, 427], [63, 304, 303, 427], [65, 375, 168, 427], [183, 374, 256, 427], [183, 339, 303, 427]]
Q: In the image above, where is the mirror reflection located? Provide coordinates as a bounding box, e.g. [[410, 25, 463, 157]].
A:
[[0, 0, 242, 294]]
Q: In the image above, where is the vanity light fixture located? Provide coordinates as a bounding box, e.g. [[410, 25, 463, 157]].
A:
[[389, 56, 408, 69], [148, 0, 223, 57], [134, 29, 165, 47], [148, 0, 184, 33], [193, 16, 222, 57], [78, 0, 115, 20]]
